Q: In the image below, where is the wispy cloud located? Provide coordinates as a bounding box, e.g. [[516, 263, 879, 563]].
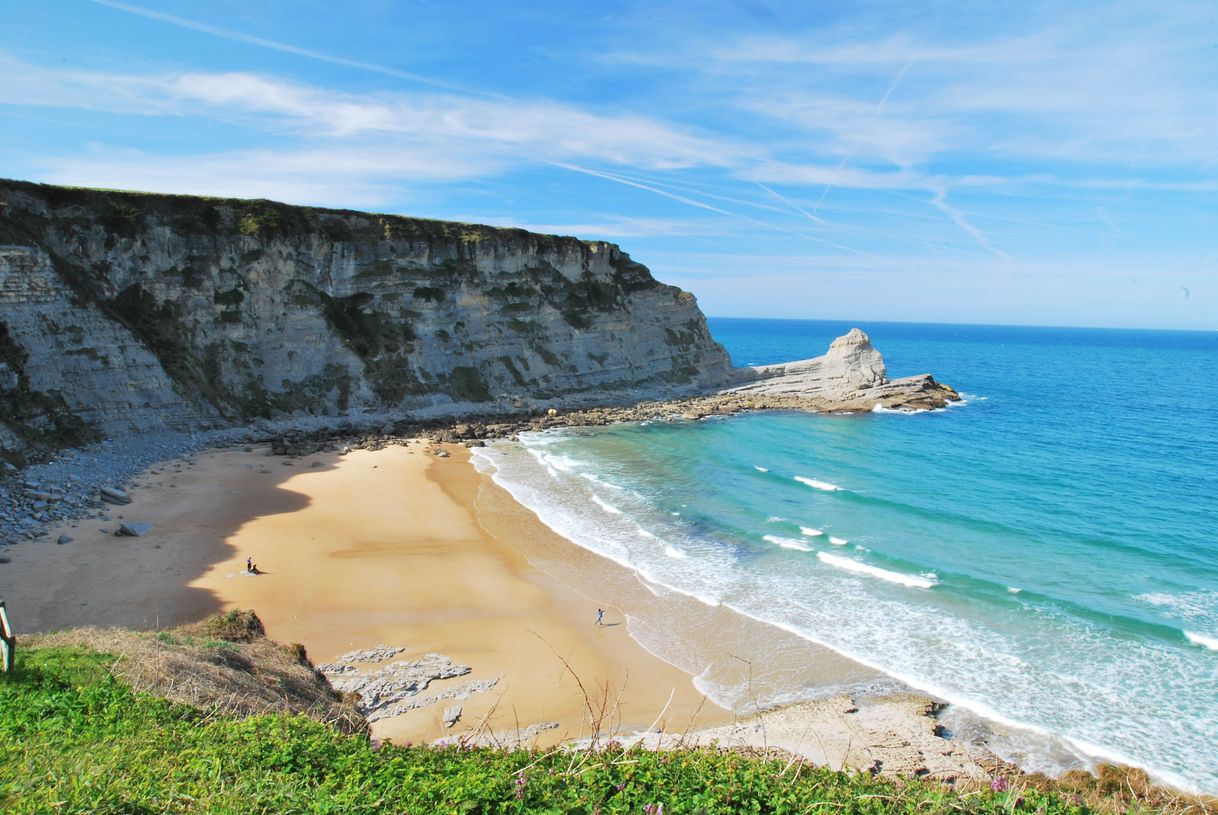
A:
[[1, 54, 745, 172]]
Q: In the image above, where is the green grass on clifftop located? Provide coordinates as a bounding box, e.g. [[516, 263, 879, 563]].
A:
[[0, 643, 1182, 815]]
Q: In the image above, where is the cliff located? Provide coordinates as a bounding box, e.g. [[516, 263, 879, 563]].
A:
[[0, 180, 732, 465]]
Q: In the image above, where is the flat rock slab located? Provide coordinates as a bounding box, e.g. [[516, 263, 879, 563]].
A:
[[99, 487, 132, 505], [114, 522, 152, 537], [319, 648, 499, 723], [325, 645, 406, 664]]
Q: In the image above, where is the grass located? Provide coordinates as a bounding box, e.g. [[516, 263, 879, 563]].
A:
[[0, 612, 1210, 814], [6, 639, 1200, 815]]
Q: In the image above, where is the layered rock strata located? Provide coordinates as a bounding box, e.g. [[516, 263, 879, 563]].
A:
[[723, 328, 959, 412], [0, 180, 955, 468], [0, 180, 730, 464]]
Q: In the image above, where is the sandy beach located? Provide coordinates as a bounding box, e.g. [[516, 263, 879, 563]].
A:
[[1, 437, 993, 777], [3, 440, 729, 745]]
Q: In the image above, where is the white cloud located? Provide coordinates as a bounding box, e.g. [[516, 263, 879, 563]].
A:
[[0, 54, 743, 172]]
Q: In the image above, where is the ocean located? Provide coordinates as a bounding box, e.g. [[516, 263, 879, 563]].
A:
[[472, 318, 1218, 793]]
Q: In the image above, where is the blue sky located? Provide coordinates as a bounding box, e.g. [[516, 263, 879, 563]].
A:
[[1, 1, 1215, 329]]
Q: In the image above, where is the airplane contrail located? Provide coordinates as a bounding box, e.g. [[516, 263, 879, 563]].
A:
[[90, 0, 501, 98], [812, 54, 917, 216], [555, 163, 867, 255], [755, 182, 827, 226]]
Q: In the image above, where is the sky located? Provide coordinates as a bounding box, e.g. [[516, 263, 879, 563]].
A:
[[1, 1, 1216, 329]]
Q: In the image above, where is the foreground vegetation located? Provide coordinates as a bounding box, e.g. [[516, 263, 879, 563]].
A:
[[0, 640, 1206, 814]]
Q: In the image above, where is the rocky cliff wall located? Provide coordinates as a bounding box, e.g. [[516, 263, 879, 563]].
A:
[[0, 180, 732, 465]]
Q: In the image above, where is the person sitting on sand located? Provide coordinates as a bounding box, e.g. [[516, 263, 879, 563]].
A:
[[251, 563, 261, 575]]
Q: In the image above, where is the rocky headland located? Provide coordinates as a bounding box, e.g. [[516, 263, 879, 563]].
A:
[[0, 179, 955, 545]]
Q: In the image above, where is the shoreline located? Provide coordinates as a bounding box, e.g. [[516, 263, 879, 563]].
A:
[[1, 440, 727, 746], [0, 434, 998, 780]]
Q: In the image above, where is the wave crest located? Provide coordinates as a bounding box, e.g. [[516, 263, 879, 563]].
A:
[[817, 552, 937, 589], [794, 476, 843, 492]]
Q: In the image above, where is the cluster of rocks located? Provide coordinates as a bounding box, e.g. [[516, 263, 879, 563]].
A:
[[0, 430, 205, 548], [318, 647, 500, 726], [1, 329, 959, 553]]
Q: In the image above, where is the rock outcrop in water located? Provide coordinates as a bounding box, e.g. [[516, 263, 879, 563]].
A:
[[724, 327, 958, 412], [0, 179, 956, 467]]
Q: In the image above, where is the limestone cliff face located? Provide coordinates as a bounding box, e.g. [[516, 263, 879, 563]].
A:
[[0, 180, 731, 464]]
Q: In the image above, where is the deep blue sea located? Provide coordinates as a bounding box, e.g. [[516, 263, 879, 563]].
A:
[[475, 318, 1218, 792]]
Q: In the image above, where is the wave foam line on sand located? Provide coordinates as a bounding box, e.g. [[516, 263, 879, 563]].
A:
[[817, 552, 936, 589], [763, 534, 813, 552], [591, 495, 622, 514], [581, 471, 624, 491], [794, 476, 843, 492]]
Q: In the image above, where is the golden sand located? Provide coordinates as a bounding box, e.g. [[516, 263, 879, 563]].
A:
[[5, 441, 727, 745]]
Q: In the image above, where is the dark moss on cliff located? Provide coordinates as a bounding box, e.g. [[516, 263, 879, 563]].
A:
[[447, 365, 492, 402], [319, 292, 416, 360], [0, 321, 98, 465]]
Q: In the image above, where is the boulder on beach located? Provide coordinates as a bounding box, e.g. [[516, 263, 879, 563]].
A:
[[99, 487, 132, 505], [114, 522, 152, 537]]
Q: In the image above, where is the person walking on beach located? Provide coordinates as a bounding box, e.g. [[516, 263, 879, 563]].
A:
[[246, 557, 252, 573], [595, 608, 605, 626]]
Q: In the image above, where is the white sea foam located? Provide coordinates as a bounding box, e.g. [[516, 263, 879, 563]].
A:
[[816, 552, 936, 589], [637, 528, 657, 539], [794, 476, 843, 492], [1184, 631, 1218, 651], [871, 403, 929, 415], [1134, 590, 1218, 619], [581, 471, 624, 490], [800, 526, 824, 537], [828, 536, 848, 545], [1008, 587, 1023, 594], [525, 447, 561, 480], [763, 534, 813, 552], [766, 515, 786, 523], [469, 448, 497, 474], [665, 546, 688, 559], [532, 450, 585, 473], [484, 433, 1218, 794], [591, 495, 622, 514], [754, 466, 769, 472]]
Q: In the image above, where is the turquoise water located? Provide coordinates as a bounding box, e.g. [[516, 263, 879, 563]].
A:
[[474, 319, 1218, 792]]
